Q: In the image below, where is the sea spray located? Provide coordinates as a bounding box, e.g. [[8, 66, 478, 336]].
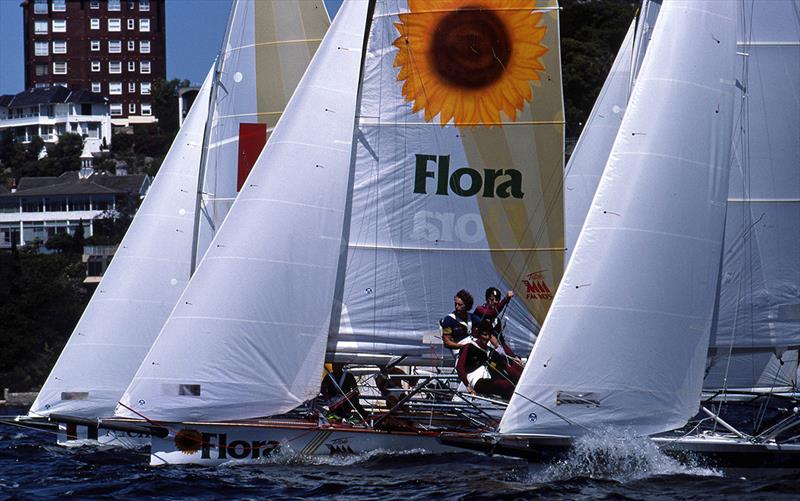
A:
[[526, 427, 721, 483]]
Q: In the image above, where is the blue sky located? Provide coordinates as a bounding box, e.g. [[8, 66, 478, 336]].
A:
[[0, 0, 343, 95]]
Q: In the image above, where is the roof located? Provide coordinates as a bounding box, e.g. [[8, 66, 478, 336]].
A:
[[1, 171, 147, 198], [0, 87, 106, 109]]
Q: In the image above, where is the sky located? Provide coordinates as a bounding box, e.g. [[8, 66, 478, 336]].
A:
[[0, 0, 343, 95]]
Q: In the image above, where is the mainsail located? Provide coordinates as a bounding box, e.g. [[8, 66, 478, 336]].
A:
[[28, 0, 330, 420], [330, 0, 565, 365], [193, 0, 330, 262], [500, 0, 738, 437], [117, 0, 368, 422], [711, 0, 800, 353]]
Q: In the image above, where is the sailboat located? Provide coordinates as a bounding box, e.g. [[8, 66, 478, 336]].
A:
[[106, 0, 566, 465], [13, 0, 330, 446], [444, 0, 800, 468]]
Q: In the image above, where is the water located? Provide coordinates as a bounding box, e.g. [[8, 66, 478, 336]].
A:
[[1, 409, 797, 500]]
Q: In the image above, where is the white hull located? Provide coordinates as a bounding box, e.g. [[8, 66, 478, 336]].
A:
[[56, 423, 150, 449], [150, 420, 465, 466]]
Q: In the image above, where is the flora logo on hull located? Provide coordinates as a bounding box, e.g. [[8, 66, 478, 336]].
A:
[[414, 154, 524, 199]]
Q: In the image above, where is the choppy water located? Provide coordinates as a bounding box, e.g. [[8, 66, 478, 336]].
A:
[[1, 408, 797, 500]]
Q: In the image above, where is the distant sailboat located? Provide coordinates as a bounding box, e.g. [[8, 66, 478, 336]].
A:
[[19, 0, 330, 445], [112, 0, 566, 465]]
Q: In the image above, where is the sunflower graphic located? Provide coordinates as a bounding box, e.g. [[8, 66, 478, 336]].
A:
[[393, 0, 549, 127]]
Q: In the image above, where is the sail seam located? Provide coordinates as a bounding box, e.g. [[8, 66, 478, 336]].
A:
[[552, 303, 711, 321], [585, 226, 723, 245], [347, 243, 565, 252], [225, 38, 324, 53]]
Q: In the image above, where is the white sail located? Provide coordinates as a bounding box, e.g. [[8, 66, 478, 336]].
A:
[[564, 20, 635, 262], [712, 0, 800, 353], [28, 68, 214, 419], [500, 0, 738, 437], [705, 350, 798, 391], [116, 0, 367, 422], [29, 0, 330, 421], [194, 0, 331, 262], [329, 0, 565, 365]]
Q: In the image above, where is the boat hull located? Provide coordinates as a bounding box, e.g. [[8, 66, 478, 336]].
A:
[[56, 423, 150, 449], [439, 432, 800, 469], [150, 420, 465, 466]]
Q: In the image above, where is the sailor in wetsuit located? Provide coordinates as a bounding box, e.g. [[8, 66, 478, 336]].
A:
[[439, 289, 479, 357], [456, 319, 520, 400]]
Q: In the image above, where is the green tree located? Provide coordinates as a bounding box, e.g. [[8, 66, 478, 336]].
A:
[[560, 0, 637, 137], [152, 78, 190, 135]]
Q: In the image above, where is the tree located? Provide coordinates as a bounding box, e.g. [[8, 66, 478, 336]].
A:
[[152, 78, 190, 135]]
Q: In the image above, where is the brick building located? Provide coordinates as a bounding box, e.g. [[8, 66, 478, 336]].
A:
[[22, 0, 166, 126]]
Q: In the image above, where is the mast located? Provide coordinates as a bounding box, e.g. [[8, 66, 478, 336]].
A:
[[189, 0, 238, 274]]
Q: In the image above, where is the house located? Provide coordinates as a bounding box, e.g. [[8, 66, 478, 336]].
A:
[[0, 86, 112, 156], [0, 168, 150, 248]]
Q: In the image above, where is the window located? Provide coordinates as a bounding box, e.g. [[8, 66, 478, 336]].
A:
[[34, 0, 47, 14], [52, 40, 67, 54], [91, 82, 102, 93], [110, 103, 123, 116], [108, 40, 122, 53], [35, 64, 49, 76], [90, 18, 100, 30], [128, 103, 136, 114], [90, 0, 100, 8], [139, 18, 150, 32], [127, 19, 135, 30], [54, 82, 67, 88], [128, 82, 136, 92], [140, 81, 151, 95], [69, 197, 90, 211], [140, 60, 151, 74], [35, 41, 49, 56], [139, 0, 150, 11], [108, 18, 121, 31], [91, 61, 101, 72], [109, 82, 122, 95], [35, 82, 49, 88], [53, 62, 67, 74], [108, 0, 121, 11], [127, 0, 135, 9], [138, 40, 151, 53], [141, 103, 152, 116], [109, 61, 122, 73], [127, 40, 135, 51], [45, 198, 66, 212], [90, 39, 100, 51], [127, 61, 136, 71], [52, 0, 66, 11], [34, 20, 48, 34], [52, 20, 67, 33]]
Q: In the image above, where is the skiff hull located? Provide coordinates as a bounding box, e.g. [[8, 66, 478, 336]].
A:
[[150, 420, 466, 466]]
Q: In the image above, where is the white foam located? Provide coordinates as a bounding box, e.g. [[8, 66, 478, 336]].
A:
[[526, 428, 722, 483]]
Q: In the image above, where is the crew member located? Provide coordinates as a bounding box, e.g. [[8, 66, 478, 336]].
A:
[[440, 289, 478, 356], [456, 319, 518, 400]]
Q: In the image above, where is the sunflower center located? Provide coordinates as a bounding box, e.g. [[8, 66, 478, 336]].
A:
[[430, 7, 511, 90]]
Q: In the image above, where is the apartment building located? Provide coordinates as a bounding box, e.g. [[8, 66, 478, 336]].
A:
[[22, 0, 166, 126]]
